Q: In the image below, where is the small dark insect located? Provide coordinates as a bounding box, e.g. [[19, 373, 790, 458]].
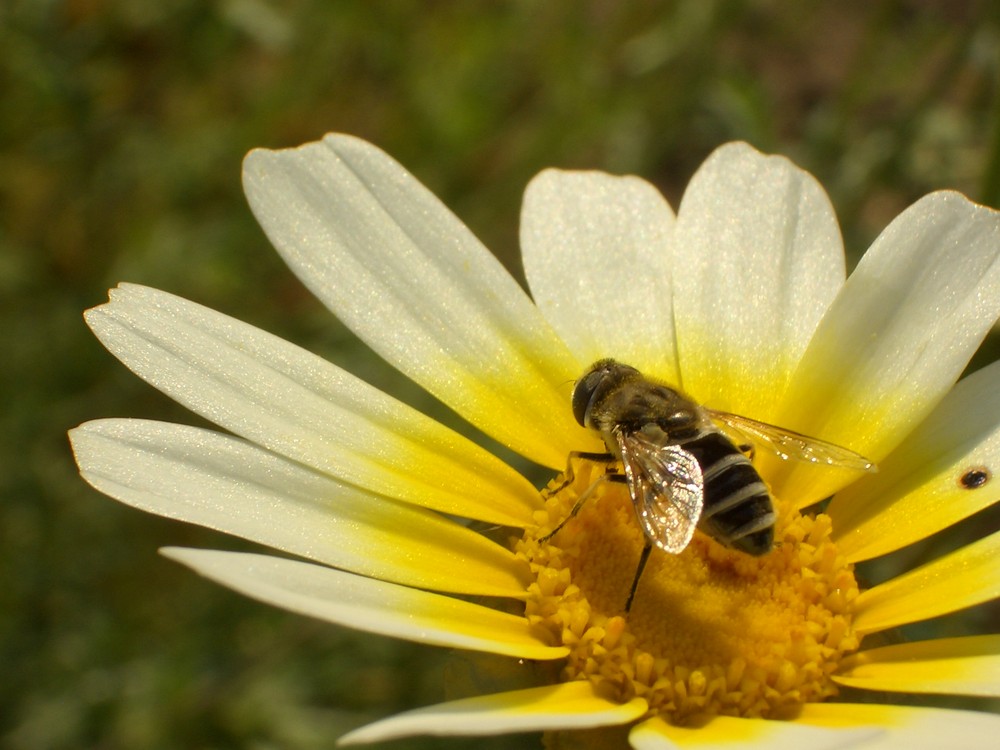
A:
[[959, 468, 990, 489]]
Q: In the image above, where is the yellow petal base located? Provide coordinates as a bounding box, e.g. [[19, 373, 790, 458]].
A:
[[515, 460, 862, 723]]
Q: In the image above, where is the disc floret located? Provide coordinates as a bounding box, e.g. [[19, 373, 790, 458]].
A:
[[515, 461, 862, 722]]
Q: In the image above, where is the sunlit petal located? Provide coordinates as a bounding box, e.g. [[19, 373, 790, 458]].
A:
[[84, 283, 539, 527], [629, 713, 879, 750], [852, 528, 1000, 634], [672, 142, 845, 421], [338, 682, 648, 745], [70, 419, 529, 597], [521, 169, 679, 380], [163, 548, 566, 660], [796, 703, 1000, 750], [776, 192, 1000, 505], [829, 359, 1000, 560], [243, 134, 595, 467], [834, 635, 1000, 697]]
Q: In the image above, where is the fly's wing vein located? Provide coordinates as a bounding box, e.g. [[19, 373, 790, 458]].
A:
[[616, 430, 703, 553], [708, 410, 876, 473]]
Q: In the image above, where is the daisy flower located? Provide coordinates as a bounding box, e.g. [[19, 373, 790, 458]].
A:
[[70, 135, 1000, 748]]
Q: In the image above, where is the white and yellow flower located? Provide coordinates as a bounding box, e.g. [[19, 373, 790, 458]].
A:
[[71, 135, 1000, 748]]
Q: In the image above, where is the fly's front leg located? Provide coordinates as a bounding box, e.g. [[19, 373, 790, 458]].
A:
[[539, 451, 622, 543], [541, 451, 617, 499]]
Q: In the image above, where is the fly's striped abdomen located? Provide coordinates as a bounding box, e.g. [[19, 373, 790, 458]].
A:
[[676, 430, 775, 555]]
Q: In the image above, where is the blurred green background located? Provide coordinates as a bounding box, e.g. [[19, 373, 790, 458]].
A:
[[3, 1, 1000, 748]]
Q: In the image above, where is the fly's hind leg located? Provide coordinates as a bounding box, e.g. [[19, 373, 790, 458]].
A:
[[625, 540, 653, 612], [538, 451, 622, 543]]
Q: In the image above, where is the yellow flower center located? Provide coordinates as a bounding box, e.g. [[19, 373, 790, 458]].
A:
[[515, 458, 862, 722]]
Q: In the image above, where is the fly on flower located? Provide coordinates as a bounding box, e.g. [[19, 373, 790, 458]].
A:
[[545, 359, 877, 609], [71, 133, 1000, 746]]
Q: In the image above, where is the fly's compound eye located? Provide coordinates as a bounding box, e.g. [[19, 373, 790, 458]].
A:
[[572, 372, 599, 427]]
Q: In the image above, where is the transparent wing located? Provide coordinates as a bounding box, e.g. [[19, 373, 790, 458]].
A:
[[707, 410, 877, 473], [614, 429, 704, 553]]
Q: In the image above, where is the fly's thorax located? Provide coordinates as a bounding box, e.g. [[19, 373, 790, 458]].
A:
[[574, 361, 707, 438]]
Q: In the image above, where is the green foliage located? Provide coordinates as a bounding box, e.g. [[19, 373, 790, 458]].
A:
[[3, 1, 999, 747]]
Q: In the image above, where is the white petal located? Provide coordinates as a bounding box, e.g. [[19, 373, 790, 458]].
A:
[[85, 283, 539, 527], [162, 548, 567, 660], [672, 142, 845, 421], [243, 134, 595, 467], [830, 359, 1000, 561], [629, 714, 879, 750], [70, 419, 529, 597], [521, 169, 679, 379], [337, 682, 647, 745], [775, 192, 1000, 505], [796, 702, 1000, 750]]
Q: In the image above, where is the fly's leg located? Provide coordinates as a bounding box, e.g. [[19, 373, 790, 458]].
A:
[[625, 540, 653, 612], [540, 450, 650, 612], [541, 451, 617, 498], [538, 473, 628, 543], [538, 451, 621, 543]]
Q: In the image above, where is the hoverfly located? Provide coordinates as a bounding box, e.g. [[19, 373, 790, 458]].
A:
[[545, 359, 876, 611]]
